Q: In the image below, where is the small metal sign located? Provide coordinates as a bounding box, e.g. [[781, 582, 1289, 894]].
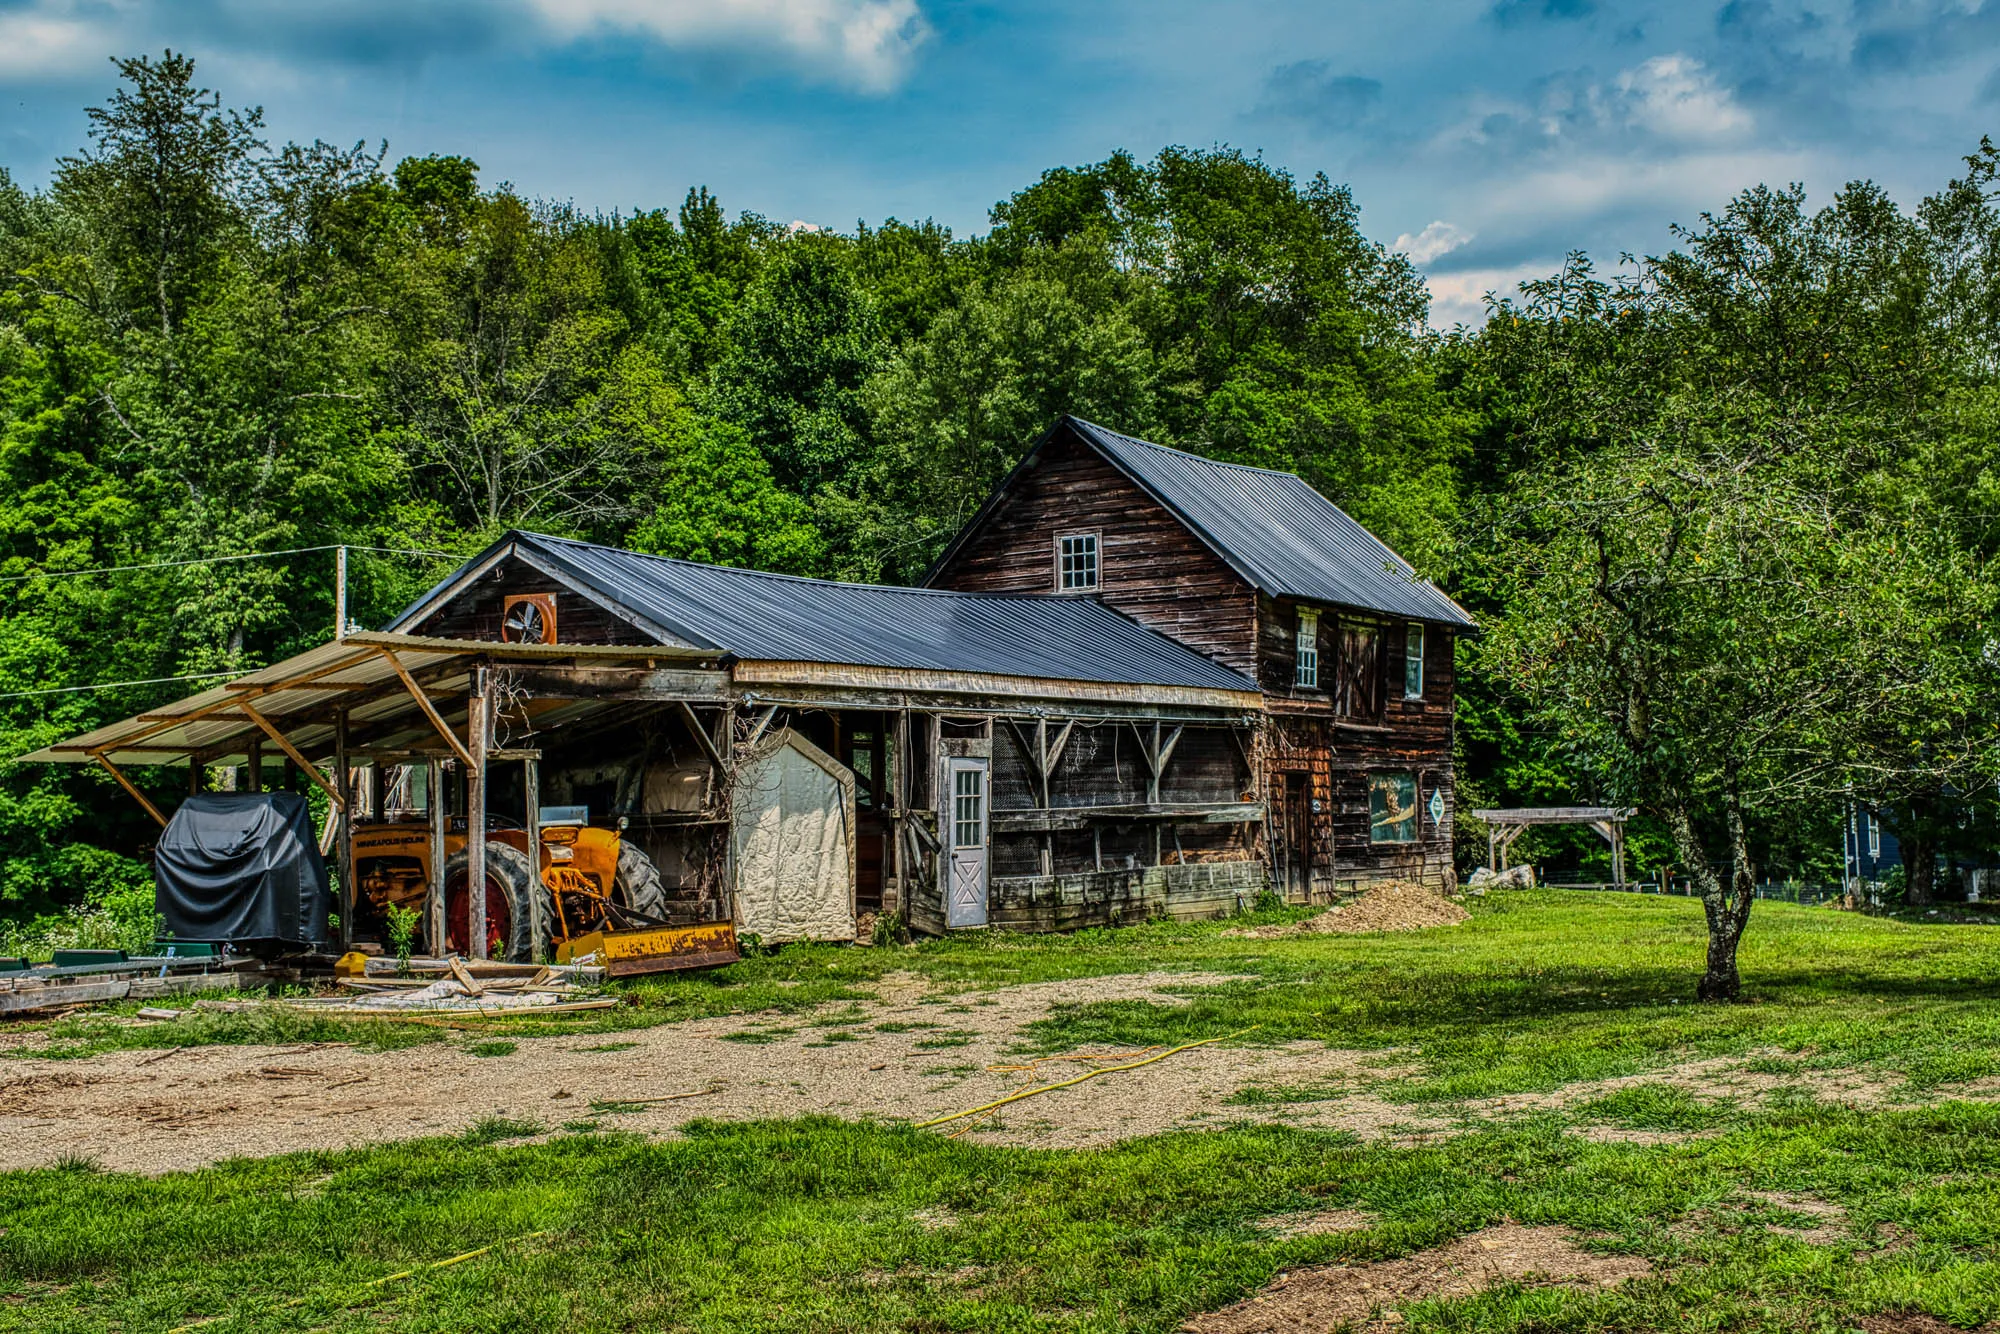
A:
[[1427, 788, 1446, 824]]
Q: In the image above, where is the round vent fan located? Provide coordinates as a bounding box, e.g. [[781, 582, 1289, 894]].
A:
[[500, 593, 557, 644]]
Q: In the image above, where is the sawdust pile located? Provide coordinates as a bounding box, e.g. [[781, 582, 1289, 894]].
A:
[[1183, 1223, 1650, 1333], [1226, 880, 1469, 939]]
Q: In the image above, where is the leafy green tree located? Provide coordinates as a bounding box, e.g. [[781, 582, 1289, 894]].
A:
[[1476, 176, 2000, 998], [712, 237, 881, 501]]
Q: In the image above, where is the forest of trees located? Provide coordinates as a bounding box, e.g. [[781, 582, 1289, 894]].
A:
[[7, 54, 2000, 988]]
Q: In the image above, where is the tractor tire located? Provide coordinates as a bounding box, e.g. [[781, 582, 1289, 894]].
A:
[[613, 840, 670, 921], [442, 841, 551, 963]]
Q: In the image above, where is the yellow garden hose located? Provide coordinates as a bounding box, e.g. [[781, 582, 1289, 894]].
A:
[[915, 1027, 1261, 1130]]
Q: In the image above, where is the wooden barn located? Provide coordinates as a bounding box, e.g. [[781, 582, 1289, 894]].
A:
[[26, 415, 1468, 956], [928, 416, 1475, 899]]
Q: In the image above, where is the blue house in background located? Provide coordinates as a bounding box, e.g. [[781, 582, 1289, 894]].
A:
[[1845, 804, 1901, 885]]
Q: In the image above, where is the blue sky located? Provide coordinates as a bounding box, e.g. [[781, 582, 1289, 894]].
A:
[[2, 0, 1997, 324]]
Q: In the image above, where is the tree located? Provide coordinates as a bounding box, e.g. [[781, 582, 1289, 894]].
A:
[[1476, 176, 2000, 999], [711, 237, 880, 500]]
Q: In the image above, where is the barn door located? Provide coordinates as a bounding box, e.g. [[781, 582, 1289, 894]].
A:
[[944, 757, 989, 928], [1283, 772, 1312, 900]]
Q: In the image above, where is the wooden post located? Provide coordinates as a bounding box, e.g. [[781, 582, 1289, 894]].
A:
[[427, 756, 448, 956], [334, 711, 354, 949], [334, 545, 348, 641], [466, 668, 491, 959], [247, 738, 261, 793], [522, 751, 543, 953], [886, 706, 909, 917], [189, 759, 202, 795]]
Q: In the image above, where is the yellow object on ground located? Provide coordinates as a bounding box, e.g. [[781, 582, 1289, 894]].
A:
[[554, 920, 740, 976], [332, 951, 371, 978], [916, 1027, 1261, 1130]]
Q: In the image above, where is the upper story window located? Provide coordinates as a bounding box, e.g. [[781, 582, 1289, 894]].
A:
[[1295, 609, 1320, 688], [1404, 623, 1426, 699], [1057, 532, 1099, 591], [1333, 620, 1384, 718]]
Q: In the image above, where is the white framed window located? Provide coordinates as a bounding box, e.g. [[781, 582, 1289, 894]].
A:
[[1868, 815, 1881, 859], [1404, 623, 1425, 699], [1057, 532, 1099, 591], [1295, 609, 1320, 688]]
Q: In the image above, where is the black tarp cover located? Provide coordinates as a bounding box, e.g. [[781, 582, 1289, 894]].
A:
[[155, 792, 333, 947]]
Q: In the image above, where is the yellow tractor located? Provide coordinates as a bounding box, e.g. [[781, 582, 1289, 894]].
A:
[[351, 806, 736, 974]]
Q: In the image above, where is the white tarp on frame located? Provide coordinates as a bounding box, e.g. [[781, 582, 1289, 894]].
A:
[[729, 729, 856, 942]]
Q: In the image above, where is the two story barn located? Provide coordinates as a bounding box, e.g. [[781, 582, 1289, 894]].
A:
[[929, 417, 1474, 899], [28, 416, 1468, 953]]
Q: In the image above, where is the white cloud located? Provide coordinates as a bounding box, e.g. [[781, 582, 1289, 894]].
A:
[[0, 1, 131, 78], [0, 0, 930, 93], [1616, 54, 1751, 143], [1423, 266, 1541, 328], [1392, 219, 1472, 264], [525, 0, 929, 92]]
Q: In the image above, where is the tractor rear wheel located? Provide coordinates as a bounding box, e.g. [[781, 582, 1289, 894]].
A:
[[442, 842, 549, 962], [613, 840, 670, 921]]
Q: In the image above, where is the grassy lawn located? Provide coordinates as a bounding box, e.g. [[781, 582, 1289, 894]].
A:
[[3, 892, 2000, 1330], [21, 891, 2000, 1104]]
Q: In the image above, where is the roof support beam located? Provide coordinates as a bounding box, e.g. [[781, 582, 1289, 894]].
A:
[[676, 701, 726, 773], [239, 701, 345, 811], [94, 753, 167, 827], [373, 647, 475, 769]]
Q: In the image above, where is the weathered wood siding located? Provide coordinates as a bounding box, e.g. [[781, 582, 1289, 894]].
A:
[[927, 428, 1261, 675], [410, 555, 656, 646], [1261, 595, 1456, 896]]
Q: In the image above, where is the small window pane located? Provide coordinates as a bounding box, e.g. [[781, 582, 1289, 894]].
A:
[[953, 768, 983, 847], [1059, 534, 1098, 590], [1369, 772, 1418, 844], [1295, 610, 1319, 688], [1404, 623, 1425, 699]]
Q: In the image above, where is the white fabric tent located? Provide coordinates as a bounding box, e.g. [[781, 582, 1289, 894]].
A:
[[729, 729, 856, 942]]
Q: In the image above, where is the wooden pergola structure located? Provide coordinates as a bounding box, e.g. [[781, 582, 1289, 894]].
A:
[[1469, 806, 1635, 886], [21, 630, 720, 958]]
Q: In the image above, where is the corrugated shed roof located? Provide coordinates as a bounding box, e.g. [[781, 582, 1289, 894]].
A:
[[393, 533, 1259, 695], [1064, 418, 1475, 628]]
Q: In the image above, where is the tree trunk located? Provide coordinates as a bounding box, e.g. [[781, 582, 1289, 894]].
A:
[[1663, 798, 1754, 1003], [1902, 797, 1935, 906]]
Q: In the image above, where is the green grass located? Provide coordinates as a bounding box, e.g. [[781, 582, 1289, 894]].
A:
[[5, 893, 2000, 1329], [16, 893, 2000, 1108], [6, 1105, 1999, 1332]]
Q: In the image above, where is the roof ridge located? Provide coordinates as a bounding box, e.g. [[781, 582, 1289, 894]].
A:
[[524, 532, 1032, 604], [520, 531, 1211, 606], [1065, 416, 1311, 480]]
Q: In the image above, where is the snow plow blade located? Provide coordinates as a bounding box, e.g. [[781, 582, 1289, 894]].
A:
[[554, 921, 740, 977]]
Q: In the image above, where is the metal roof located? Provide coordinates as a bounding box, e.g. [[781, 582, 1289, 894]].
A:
[[1063, 418, 1476, 627], [930, 417, 1473, 628], [19, 632, 708, 767], [391, 533, 1260, 696]]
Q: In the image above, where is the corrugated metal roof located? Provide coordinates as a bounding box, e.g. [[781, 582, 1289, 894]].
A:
[[394, 533, 1259, 695], [1065, 417, 1476, 628]]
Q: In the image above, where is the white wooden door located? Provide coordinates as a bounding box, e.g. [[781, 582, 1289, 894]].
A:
[[945, 758, 988, 928]]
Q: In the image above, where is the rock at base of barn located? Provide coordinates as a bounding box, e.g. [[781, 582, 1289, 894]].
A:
[[1467, 864, 1535, 894]]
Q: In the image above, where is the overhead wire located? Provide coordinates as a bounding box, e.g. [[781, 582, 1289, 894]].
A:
[[0, 671, 248, 702], [0, 542, 459, 584]]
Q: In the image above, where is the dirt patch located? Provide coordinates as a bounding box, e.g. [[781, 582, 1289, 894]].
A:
[[1184, 1222, 1651, 1333], [0, 970, 1453, 1173], [1741, 1190, 1848, 1244], [1225, 882, 1468, 939], [1258, 1208, 1375, 1238], [1857, 1315, 2000, 1334]]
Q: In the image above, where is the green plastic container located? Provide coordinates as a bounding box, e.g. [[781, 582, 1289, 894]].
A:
[[51, 949, 127, 966], [151, 941, 218, 959]]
